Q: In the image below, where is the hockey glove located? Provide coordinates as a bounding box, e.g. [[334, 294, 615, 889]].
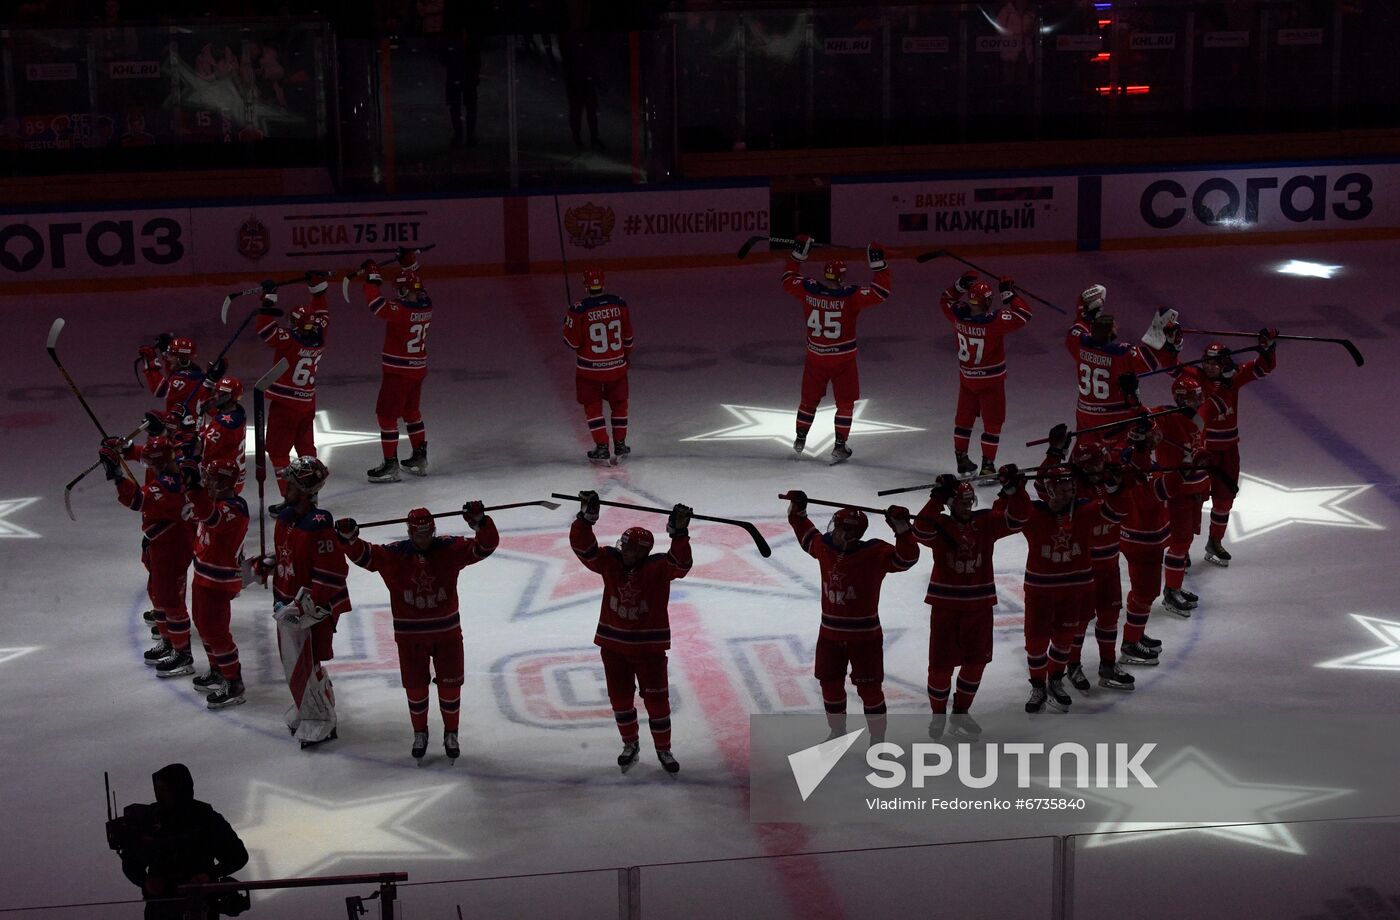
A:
[[1163, 322, 1184, 352], [997, 463, 1025, 497], [363, 260, 383, 285], [137, 344, 158, 364], [334, 517, 359, 543], [395, 247, 421, 271], [791, 234, 813, 262], [305, 270, 330, 295], [578, 490, 600, 524], [1142, 306, 1180, 350], [932, 473, 961, 499], [1118, 372, 1140, 399], [785, 489, 808, 518], [258, 300, 283, 317], [154, 331, 174, 352], [998, 276, 1016, 304], [955, 270, 978, 293], [206, 357, 228, 381], [1258, 326, 1278, 353], [462, 501, 486, 529], [142, 411, 166, 436], [885, 505, 912, 536], [668, 503, 692, 537], [260, 279, 279, 296], [867, 242, 887, 272], [1047, 422, 1072, 459]]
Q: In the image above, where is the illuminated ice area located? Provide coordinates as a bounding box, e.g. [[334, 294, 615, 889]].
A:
[[1, 238, 1397, 918]]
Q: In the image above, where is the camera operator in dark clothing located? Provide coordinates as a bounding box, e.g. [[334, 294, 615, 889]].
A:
[[114, 764, 249, 919]]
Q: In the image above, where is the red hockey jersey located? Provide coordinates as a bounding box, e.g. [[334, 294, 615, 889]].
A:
[[256, 295, 328, 406], [782, 260, 891, 359], [143, 364, 205, 414], [939, 286, 1033, 380], [271, 506, 350, 615], [116, 472, 192, 548], [569, 519, 691, 654], [912, 495, 1022, 609], [1005, 490, 1121, 591], [199, 405, 246, 492], [364, 281, 432, 378], [1200, 352, 1276, 449], [563, 294, 634, 379], [189, 490, 249, 596], [345, 520, 500, 638], [1065, 320, 1176, 425], [790, 514, 918, 641]]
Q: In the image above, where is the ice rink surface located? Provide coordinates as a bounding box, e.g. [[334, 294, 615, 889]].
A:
[[2, 239, 1398, 918]]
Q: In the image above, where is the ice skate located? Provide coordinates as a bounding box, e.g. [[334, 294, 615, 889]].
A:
[[979, 457, 996, 476], [947, 712, 982, 742], [1046, 676, 1073, 711], [1163, 587, 1196, 617], [955, 451, 976, 475], [401, 445, 429, 477], [444, 731, 460, 764], [657, 750, 680, 776], [618, 741, 640, 773], [611, 440, 630, 465], [1139, 634, 1163, 650], [155, 649, 194, 679], [1179, 587, 1199, 604], [206, 679, 246, 709], [299, 728, 338, 750], [829, 440, 853, 465], [192, 670, 223, 694], [1120, 641, 1160, 666], [141, 609, 156, 624], [1025, 680, 1047, 713], [1204, 538, 1231, 567], [1097, 663, 1135, 691], [793, 433, 807, 455], [587, 444, 611, 466], [1066, 662, 1092, 693], [143, 638, 172, 666], [928, 713, 946, 739], [411, 730, 429, 764], [367, 457, 401, 483]]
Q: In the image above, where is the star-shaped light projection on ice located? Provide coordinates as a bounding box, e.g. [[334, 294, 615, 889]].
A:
[[682, 400, 922, 455], [237, 780, 466, 883], [0, 498, 40, 538], [1207, 473, 1381, 543], [243, 411, 380, 462], [0, 647, 38, 667], [1075, 747, 1351, 855], [1318, 615, 1400, 671]]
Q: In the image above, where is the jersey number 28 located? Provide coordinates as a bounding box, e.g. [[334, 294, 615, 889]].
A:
[[1078, 363, 1110, 399]]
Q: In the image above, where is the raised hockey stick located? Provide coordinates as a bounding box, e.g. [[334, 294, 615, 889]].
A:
[[339, 243, 438, 302], [221, 275, 319, 324], [1024, 407, 1189, 446], [915, 250, 1069, 315], [63, 419, 152, 521], [553, 197, 575, 305], [358, 500, 562, 529], [1183, 327, 1362, 367], [1132, 345, 1260, 380], [177, 305, 264, 417], [251, 358, 288, 572], [550, 493, 772, 558], [46, 318, 136, 482], [736, 235, 864, 260]]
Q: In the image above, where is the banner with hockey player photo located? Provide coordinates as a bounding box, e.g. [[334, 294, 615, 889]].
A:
[[1099, 162, 1400, 242], [831, 175, 1079, 249], [527, 185, 770, 264]]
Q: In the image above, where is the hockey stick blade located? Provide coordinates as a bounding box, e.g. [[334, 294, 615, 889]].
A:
[[340, 274, 352, 303], [736, 235, 766, 259], [915, 250, 947, 263], [358, 500, 562, 529], [254, 357, 290, 392], [46, 317, 64, 353], [220, 294, 233, 324], [549, 493, 772, 557]]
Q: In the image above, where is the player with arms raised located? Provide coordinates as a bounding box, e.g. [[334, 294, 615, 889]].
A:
[[255, 274, 330, 509], [782, 235, 891, 464], [186, 458, 250, 708], [362, 248, 434, 482], [1066, 284, 1181, 438], [137, 334, 204, 413], [939, 271, 1034, 475], [563, 268, 634, 465]]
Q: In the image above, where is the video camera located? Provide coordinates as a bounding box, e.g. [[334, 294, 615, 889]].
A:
[[104, 772, 157, 852]]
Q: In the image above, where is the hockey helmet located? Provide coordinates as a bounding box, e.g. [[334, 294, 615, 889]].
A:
[[290, 303, 328, 339], [213, 375, 243, 408], [1040, 464, 1077, 506], [406, 507, 436, 539], [167, 336, 197, 364], [966, 280, 994, 311], [1126, 417, 1162, 448], [1079, 283, 1107, 314], [948, 480, 978, 515], [202, 458, 240, 493], [823, 259, 847, 284], [142, 435, 176, 469], [395, 269, 427, 303], [617, 526, 655, 560], [284, 456, 329, 496], [827, 507, 868, 542], [1070, 440, 1108, 479], [1200, 342, 1234, 378], [583, 267, 605, 294], [1171, 371, 1203, 408]]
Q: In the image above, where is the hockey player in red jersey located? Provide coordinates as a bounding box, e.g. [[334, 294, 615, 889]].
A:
[[782, 235, 892, 464], [362, 249, 433, 482], [569, 491, 692, 774], [337, 502, 499, 763], [563, 268, 634, 465], [1154, 372, 1213, 614], [255, 275, 330, 505], [1198, 328, 1278, 567], [939, 271, 1034, 475], [913, 473, 1022, 740], [1065, 285, 1181, 438], [137, 334, 204, 413], [786, 491, 918, 741], [100, 434, 197, 678], [253, 457, 351, 748], [196, 375, 247, 493], [186, 458, 250, 709]]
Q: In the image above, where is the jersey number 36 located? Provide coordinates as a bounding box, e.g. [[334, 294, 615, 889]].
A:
[[1078, 363, 1110, 399]]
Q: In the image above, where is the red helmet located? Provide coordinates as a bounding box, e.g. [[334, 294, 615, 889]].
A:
[[966, 280, 994, 311], [407, 507, 436, 538], [290, 303, 328, 338], [213, 375, 243, 406], [617, 526, 654, 555], [1126, 417, 1162, 447], [1041, 464, 1077, 505], [583, 268, 605, 293], [395, 269, 426, 302], [167, 337, 196, 363], [823, 260, 847, 284], [828, 507, 868, 541], [202, 458, 240, 492], [949, 480, 977, 509], [1171, 371, 1203, 408], [1070, 441, 1108, 477], [142, 435, 176, 468]]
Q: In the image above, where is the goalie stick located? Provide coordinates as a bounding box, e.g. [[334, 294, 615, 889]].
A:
[[915, 249, 1068, 315], [339, 243, 438, 302], [46, 318, 135, 482], [249, 357, 288, 584], [358, 500, 562, 529], [550, 493, 772, 558], [1183, 327, 1363, 367]]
